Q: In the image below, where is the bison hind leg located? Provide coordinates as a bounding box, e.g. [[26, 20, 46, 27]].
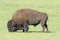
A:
[[44, 22, 48, 32], [40, 21, 46, 32], [41, 21, 48, 32]]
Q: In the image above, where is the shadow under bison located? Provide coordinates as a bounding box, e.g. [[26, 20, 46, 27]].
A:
[[7, 9, 48, 32]]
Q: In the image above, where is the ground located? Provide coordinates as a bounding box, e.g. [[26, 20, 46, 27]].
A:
[[0, 0, 60, 40]]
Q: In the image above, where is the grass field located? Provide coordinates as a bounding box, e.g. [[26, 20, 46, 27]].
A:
[[0, 0, 60, 40]]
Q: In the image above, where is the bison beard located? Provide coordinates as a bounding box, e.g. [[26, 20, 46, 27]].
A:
[[7, 9, 48, 32]]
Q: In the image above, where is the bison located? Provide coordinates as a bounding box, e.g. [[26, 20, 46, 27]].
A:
[[7, 9, 48, 32]]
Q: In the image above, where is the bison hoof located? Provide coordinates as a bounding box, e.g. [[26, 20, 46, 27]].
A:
[[23, 29, 25, 32], [23, 29, 28, 32]]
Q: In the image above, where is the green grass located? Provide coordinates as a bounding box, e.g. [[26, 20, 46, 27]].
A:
[[0, 0, 60, 40]]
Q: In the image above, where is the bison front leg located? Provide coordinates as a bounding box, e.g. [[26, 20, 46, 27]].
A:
[[23, 27, 29, 32], [23, 22, 29, 32]]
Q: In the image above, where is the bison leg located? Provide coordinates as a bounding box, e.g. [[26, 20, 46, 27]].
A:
[[41, 21, 45, 32], [23, 22, 29, 32], [23, 29, 25, 32], [41, 25, 45, 32], [23, 27, 29, 32], [44, 23, 48, 32], [41, 20, 48, 32], [45, 16, 48, 32]]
